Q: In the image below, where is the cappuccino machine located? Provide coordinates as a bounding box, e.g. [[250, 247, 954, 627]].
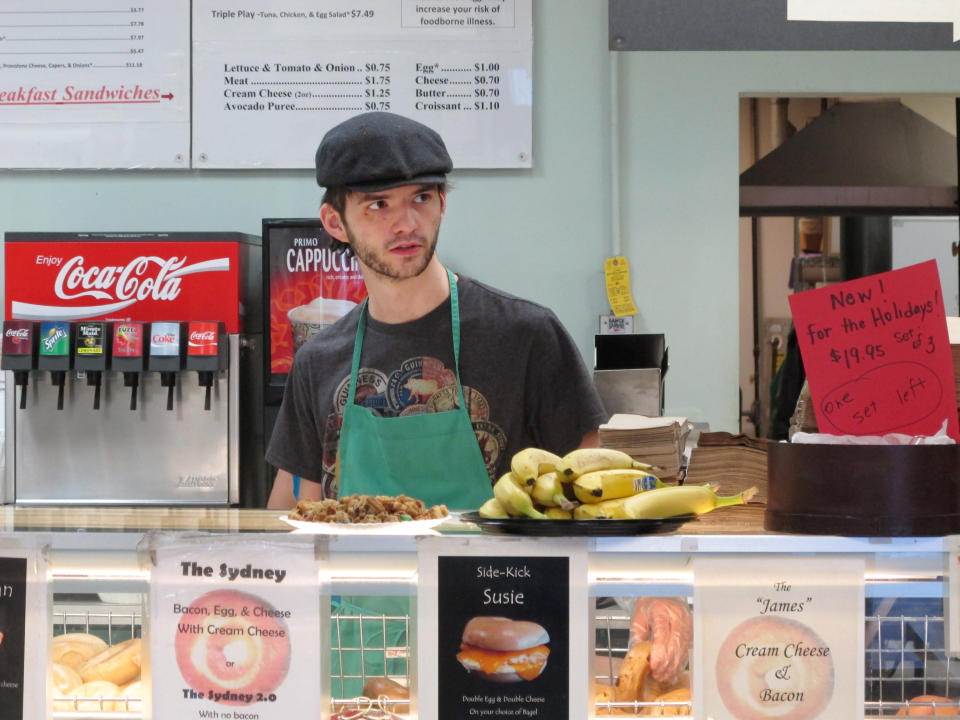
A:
[[1, 232, 267, 506]]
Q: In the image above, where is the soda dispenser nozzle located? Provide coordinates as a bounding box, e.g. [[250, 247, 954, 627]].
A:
[[112, 322, 145, 411], [148, 322, 184, 411], [1, 320, 38, 409], [186, 321, 226, 411], [74, 321, 108, 410], [37, 321, 71, 410]]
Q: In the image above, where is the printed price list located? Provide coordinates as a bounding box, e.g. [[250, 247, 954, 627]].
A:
[[194, 0, 531, 168], [221, 58, 506, 115], [0, 6, 150, 72]]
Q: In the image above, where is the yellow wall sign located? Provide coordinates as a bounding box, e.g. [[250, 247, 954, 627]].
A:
[[603, 256, 638, 317]]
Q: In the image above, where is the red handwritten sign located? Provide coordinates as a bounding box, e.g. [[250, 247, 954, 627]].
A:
[[789, 260, 959, 440]]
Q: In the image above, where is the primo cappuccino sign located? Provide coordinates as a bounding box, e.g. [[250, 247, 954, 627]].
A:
[[609, 0, 960, 50]]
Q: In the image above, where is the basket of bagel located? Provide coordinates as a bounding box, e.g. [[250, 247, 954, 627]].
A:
[[51, 632, 142, 713]]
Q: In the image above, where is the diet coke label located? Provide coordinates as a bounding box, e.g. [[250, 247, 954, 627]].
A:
[[5, 240, 244, 332], [150, 322, 181, 357]]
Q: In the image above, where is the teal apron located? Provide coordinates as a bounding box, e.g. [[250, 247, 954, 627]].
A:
[[337, 269, 494, 510], [333, 271, 492, 700]]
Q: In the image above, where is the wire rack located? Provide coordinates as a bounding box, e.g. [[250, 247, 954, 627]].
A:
[[330, 611, 411, 714], [50, 602, 960, 718]]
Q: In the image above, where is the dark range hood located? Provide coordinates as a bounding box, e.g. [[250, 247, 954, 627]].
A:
[[740, 101, 959, 216]]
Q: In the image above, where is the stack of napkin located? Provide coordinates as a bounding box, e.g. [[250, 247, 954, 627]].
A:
[[598, 414, 693, 479], [683, 432, 769, 504]]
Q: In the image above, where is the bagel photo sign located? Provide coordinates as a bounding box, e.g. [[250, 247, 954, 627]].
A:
[[145, 534, 321, 719], [418, 537, 590, 719], [694, 556, 864, 720]]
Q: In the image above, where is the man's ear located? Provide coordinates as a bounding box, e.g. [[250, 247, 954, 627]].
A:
[[319, 204, 349, 245]]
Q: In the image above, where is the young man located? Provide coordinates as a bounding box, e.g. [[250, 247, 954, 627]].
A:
[[266, 111, 607, 510]]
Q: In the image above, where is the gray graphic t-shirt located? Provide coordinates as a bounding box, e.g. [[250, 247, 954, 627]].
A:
[[266, 275, 608, 498]]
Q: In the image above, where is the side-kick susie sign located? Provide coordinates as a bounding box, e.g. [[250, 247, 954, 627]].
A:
[[418, 537, 590, 719], [144, 533, 321, 719]]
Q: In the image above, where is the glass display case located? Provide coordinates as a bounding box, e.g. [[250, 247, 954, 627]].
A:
[[10, 506, 955, 718]]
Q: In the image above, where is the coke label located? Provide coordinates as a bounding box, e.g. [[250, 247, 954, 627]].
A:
[[187, 322, 219, 356]]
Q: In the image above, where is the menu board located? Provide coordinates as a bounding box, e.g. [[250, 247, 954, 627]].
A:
[[145, 533, 322, 720], [0, 0, 190, 168], [192, 0, 532, 168], [418, 537, 590, 719]]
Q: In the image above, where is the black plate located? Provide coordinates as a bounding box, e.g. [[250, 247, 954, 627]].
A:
[[460, 512, 697, 536]]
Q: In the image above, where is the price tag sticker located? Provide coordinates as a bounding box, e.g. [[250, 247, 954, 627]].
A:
[[789, 260, 959, 439], [604, 256, 638, 317]]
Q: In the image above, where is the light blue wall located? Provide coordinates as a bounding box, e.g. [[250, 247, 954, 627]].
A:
[[3, 1, 960, 433]]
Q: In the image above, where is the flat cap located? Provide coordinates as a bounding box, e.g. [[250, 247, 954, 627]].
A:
[[315, 111, 453, 192]]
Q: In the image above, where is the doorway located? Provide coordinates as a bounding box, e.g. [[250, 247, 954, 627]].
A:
[[738, 96, 959, 438]]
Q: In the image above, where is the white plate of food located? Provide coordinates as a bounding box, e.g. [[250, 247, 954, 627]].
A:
[[279, 515, 446, 535]]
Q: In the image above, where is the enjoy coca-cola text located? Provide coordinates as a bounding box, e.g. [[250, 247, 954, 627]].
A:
[[55, 255, 187, 302]]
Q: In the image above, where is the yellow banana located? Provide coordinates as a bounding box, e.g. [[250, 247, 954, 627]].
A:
[[621, 484, 758, 519], [573, 496, 631, 519], [510, 447, 563, 487], [556, 447, 655, 481], [544, 507, 572, 519], [493, 473, 546, 519], [477, 497, 509, 519], [531, 471, 575, 510], [572, 469, 666, 503]]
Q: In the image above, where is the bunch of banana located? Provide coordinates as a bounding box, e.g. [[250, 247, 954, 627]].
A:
[[555, 447, 656, 481], [619, 484, 758, 520], [510, 447, 563, 487], [491, 472, 546, 519], [572, 468, 665, 504]]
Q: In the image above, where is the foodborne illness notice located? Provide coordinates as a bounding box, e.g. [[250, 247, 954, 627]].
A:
[[789, 259, 959, 439]]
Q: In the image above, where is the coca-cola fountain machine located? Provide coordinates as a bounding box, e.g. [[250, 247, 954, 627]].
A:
[[1, 232, 266, 506]]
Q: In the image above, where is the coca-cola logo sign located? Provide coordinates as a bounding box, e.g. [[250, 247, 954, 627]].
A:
[[5, 328, 29, 339], [11, 253, 231, 320], [190, 331, 216, 342], [152, 333, 177, 345]]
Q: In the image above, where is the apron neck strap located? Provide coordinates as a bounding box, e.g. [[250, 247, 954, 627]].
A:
[[346, 269, 465, 406]]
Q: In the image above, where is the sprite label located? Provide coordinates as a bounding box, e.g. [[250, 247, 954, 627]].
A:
[[38, 321, 70, 356]]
